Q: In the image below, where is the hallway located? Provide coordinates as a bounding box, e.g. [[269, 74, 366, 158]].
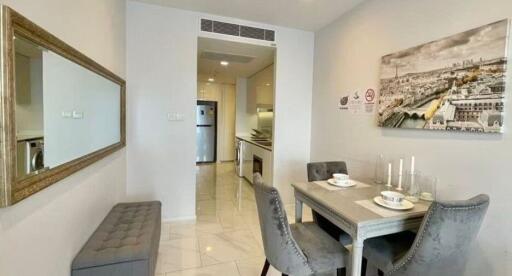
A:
[[156, 163, 313, 275]]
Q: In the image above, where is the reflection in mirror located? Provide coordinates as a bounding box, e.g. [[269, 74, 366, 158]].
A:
[[14, 35, 121, 179]]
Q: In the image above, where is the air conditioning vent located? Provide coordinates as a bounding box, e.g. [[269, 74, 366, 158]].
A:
[[240, 26, 265, 40], [264, 30, 275, 41], [213, 21, 240, 36], [201, 19, 213, 32], [201, 19, 275, 42]]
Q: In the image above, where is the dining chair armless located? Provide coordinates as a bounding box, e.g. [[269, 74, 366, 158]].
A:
[[253, 173, 349, 276], [307, 161, 352, 245], [362, 194, 490, 276]]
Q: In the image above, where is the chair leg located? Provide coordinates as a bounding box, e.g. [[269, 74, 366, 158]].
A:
[[261, 259, 270, 276], [337, 267, 346, 276], [361, 258, 367, 276], [378, 269, 384, 276]]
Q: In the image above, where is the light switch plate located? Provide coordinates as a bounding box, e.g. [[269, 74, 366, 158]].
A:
[[61, 111, 72, 118], [168, 112, 185, 121], [72, 111, 84, 119]]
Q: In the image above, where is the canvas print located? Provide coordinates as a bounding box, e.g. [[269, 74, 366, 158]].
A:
[[378, 20, 509, 133]]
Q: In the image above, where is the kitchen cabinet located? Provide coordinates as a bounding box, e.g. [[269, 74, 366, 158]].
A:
[[240, 139, 273, 185], [247, 65, 274, 113], [242, 140, 253, 181]]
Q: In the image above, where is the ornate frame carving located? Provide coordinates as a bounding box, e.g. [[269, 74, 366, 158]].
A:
[[0, 6, 126, 207]]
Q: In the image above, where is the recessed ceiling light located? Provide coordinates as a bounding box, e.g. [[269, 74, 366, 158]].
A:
[[208, 77, 215, 82], [265, 83, 271, 86], [220, 61, 229, 66]]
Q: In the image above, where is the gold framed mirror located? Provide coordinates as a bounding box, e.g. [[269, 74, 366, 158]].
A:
[[0, 6, 126, 207]]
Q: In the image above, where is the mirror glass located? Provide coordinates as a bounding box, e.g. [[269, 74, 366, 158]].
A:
[[14, 35, 121, 179]]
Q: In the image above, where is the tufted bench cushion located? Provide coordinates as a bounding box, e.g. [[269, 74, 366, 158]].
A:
[[71, 201, 161, 276]]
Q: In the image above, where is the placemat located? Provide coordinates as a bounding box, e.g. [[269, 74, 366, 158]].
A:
[[313, 180, 371, 191], [355, 199, 429, 217]]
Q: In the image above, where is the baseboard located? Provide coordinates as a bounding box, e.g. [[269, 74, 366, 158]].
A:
[[162, 216, 197, 223]]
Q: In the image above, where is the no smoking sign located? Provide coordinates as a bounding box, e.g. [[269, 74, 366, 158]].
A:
[[365, 89, 376, 103], [364, 88, 376, 113]]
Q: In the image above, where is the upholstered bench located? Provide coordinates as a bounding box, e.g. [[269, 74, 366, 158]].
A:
[[71, 201, 161, 276]]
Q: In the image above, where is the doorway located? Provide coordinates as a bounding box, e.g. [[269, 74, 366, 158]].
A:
[[195, 36, 276, 209], [195, 37, 276, 165]]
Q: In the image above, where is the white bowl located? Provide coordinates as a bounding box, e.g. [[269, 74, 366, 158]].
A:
[[333, 173, 349, 183], [381, 191, 405, 205]]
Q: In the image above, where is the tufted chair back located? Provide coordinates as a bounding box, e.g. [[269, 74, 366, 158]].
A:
[[390, 194, 490, 276], [307, 161, 348, 182], [253, 173, 314, 275]]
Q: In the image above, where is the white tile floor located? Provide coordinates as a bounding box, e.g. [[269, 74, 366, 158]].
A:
[[156, 163, 315, 276], [156, 163, 378, 276]]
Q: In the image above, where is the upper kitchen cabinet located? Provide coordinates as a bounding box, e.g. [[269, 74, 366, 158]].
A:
[[247, 64, 274, 113]]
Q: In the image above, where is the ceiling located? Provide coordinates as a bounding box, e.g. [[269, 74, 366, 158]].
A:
[[197, 37, 275, 84], [135, 0, 364, 31]]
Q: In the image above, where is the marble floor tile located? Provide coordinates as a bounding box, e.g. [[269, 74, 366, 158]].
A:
[[197, 229, 264, 264], [161, 163, 319, 276], [236, 256, 282, 276], [156, 238, 203, 274], [164, 262, 241, 276]]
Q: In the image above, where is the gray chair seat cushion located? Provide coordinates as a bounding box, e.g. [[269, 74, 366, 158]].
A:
[[72, 201, 161, 273], [363, 231, 416, 272], [290, 222, 349, 273]]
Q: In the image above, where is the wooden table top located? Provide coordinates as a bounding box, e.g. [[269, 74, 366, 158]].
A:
[[292, 181, 431, 227]]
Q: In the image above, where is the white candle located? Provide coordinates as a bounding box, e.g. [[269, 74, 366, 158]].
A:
[[397, 159, 403, 190], [411, 156, 415, 175], [387, 163, 392, 187], [410, 156, 416, 189]]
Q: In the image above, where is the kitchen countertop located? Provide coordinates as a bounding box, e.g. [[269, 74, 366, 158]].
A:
[[236, 135, 272, 151], [17, 134, 44, 142]]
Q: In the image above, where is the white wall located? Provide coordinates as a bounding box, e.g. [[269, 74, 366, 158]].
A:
[[0, 1, 126, 276], [127, 2, 198, 220], [311, 0, 512, 274], [126, 1, 314, 219], [273, 29, 314, 203]]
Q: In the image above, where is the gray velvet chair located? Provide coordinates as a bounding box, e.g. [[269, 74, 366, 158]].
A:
[[253, 173, 349, 276], [307, 161, 352, 245], [362, 194, 489, 276]]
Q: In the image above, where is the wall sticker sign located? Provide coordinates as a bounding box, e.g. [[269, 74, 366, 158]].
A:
[[339, 89, 376, 114], [349, 90, 363, 114], [339, 95, 349, 110], [364, 88, 376, 114]]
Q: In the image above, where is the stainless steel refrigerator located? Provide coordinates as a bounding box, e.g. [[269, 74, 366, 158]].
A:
[[196, 101, 217, 163]]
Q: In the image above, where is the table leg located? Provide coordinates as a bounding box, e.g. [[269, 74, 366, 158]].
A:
[[295, 198, 303, 223], [351, 239, 364, 276]]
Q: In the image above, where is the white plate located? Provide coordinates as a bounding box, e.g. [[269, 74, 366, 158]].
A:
[[327, 179, 356, 188], [373, 196, 414, 210]]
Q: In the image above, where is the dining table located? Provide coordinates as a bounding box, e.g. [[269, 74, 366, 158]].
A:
[[292, 180, 431, 276]]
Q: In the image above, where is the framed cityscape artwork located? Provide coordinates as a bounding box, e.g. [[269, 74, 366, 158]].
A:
[[377, 19, 509, 133]]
